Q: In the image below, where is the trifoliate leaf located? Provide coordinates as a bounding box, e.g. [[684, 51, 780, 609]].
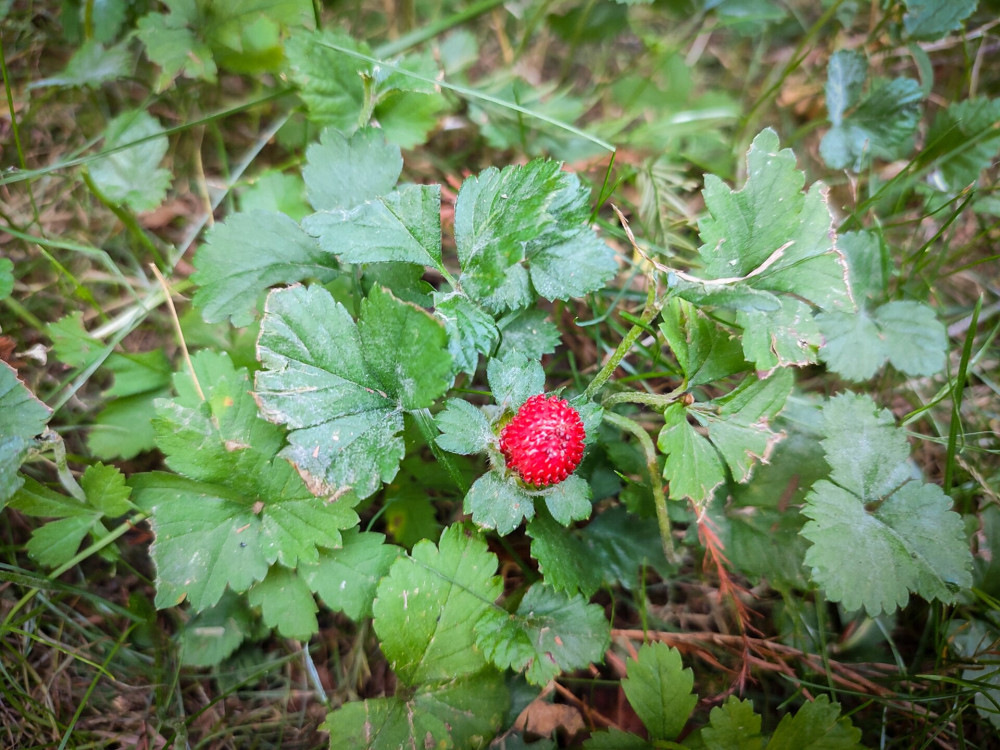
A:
[[818, 300, 947, 380], [300, 529, 401, 621], [372, 524, 503, 685], [688, 129, 850, 371], [923, 98, 1000, 192], [527, 507, 603, 597], [801, 393, 973, 615], [302, 127, 402, 211], [766, 695, 864, 749], [701, 696, 763, 750], [255, 284, 449, 499], [476, 583, 610, 686], [434, 290, 500, 376], [659, 297, 747, 386], [464, 471, 536, 535], [303, 184, 443, 270], [455, 160, 614, 312], [29, 39, 131, 89], [487, 351, 545, 412], [0, 362, 52, 504], [247, 565, 318, 641], [192, 211, 338, 327], [541, 474, 592, 526], [903, 0, 978, 41], [322, 669, 508, 749], [820, 55, 923, 171], [435, 398, 495, 455], [88, 110, 171, 212], [622, 643, 697, 741]]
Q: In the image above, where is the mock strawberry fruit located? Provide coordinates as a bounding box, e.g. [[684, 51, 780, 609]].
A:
[[499, 394, 585, 487]]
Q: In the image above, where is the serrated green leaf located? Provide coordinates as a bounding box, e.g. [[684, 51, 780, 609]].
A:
[[657, 403, 725, 507], [137, 6, 217, 89], [358, 286, 453, 410], [496, 308, 561, 362], [28, 39, 130, 89], [541, 474, 592, 525], [903, 0, 978, 41], [701, 696, 762, 750], [737, 297, 823, 372], [254, 285, 403, 498], [622, 643, 697, 740], [373, 524, 502, 685], [766, 695, 863, 749], [435, 398, 495, 455], [816, 309, 885, 381], [179, 591, 258, 667], [376, 83, 447, 149], [322, 669, 508, 749], [659, 298, 746, 386], [80, 463, 132, 516], [801, 393, 973, 615], [527, 229, 618, 302], [487, 351, 545, 412], [88, 110, 171, 212], [874, 301, 947, 376], [464, 471, 535, 535], [0, 363, 52, 504], [247, 565, 318, 640], [26, 516, 99, 568], [527, 508, 603, 597], [45, 311, 102, 368], [924, 98, 1000, 192], [192, 211, 338, 327], [476, 583, 610, 686], [304, 184, 443, 269], [302, 127, 402, 211], [434, 291, 500, 377], [300, 529, 400, 621], [285, 29, 367, 131], [821, 74, 923, 170]]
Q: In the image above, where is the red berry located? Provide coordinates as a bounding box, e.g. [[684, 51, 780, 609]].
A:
[[499, 394, 585, 487]]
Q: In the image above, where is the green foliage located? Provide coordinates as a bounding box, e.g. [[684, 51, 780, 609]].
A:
[[902, 0, 979, 41], [801, 393, 973, 615], [88, 110, 172, 212], [820, 50, 923, 170], [0, 363, 52, 505]]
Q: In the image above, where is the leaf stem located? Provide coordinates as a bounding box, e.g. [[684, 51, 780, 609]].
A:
[[944, 295, 981, 498], [601, 410, 678, 564], [582, 281, 663, 401]]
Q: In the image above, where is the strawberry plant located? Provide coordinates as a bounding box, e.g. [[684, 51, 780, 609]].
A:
[[2, 0, 999, 747]]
